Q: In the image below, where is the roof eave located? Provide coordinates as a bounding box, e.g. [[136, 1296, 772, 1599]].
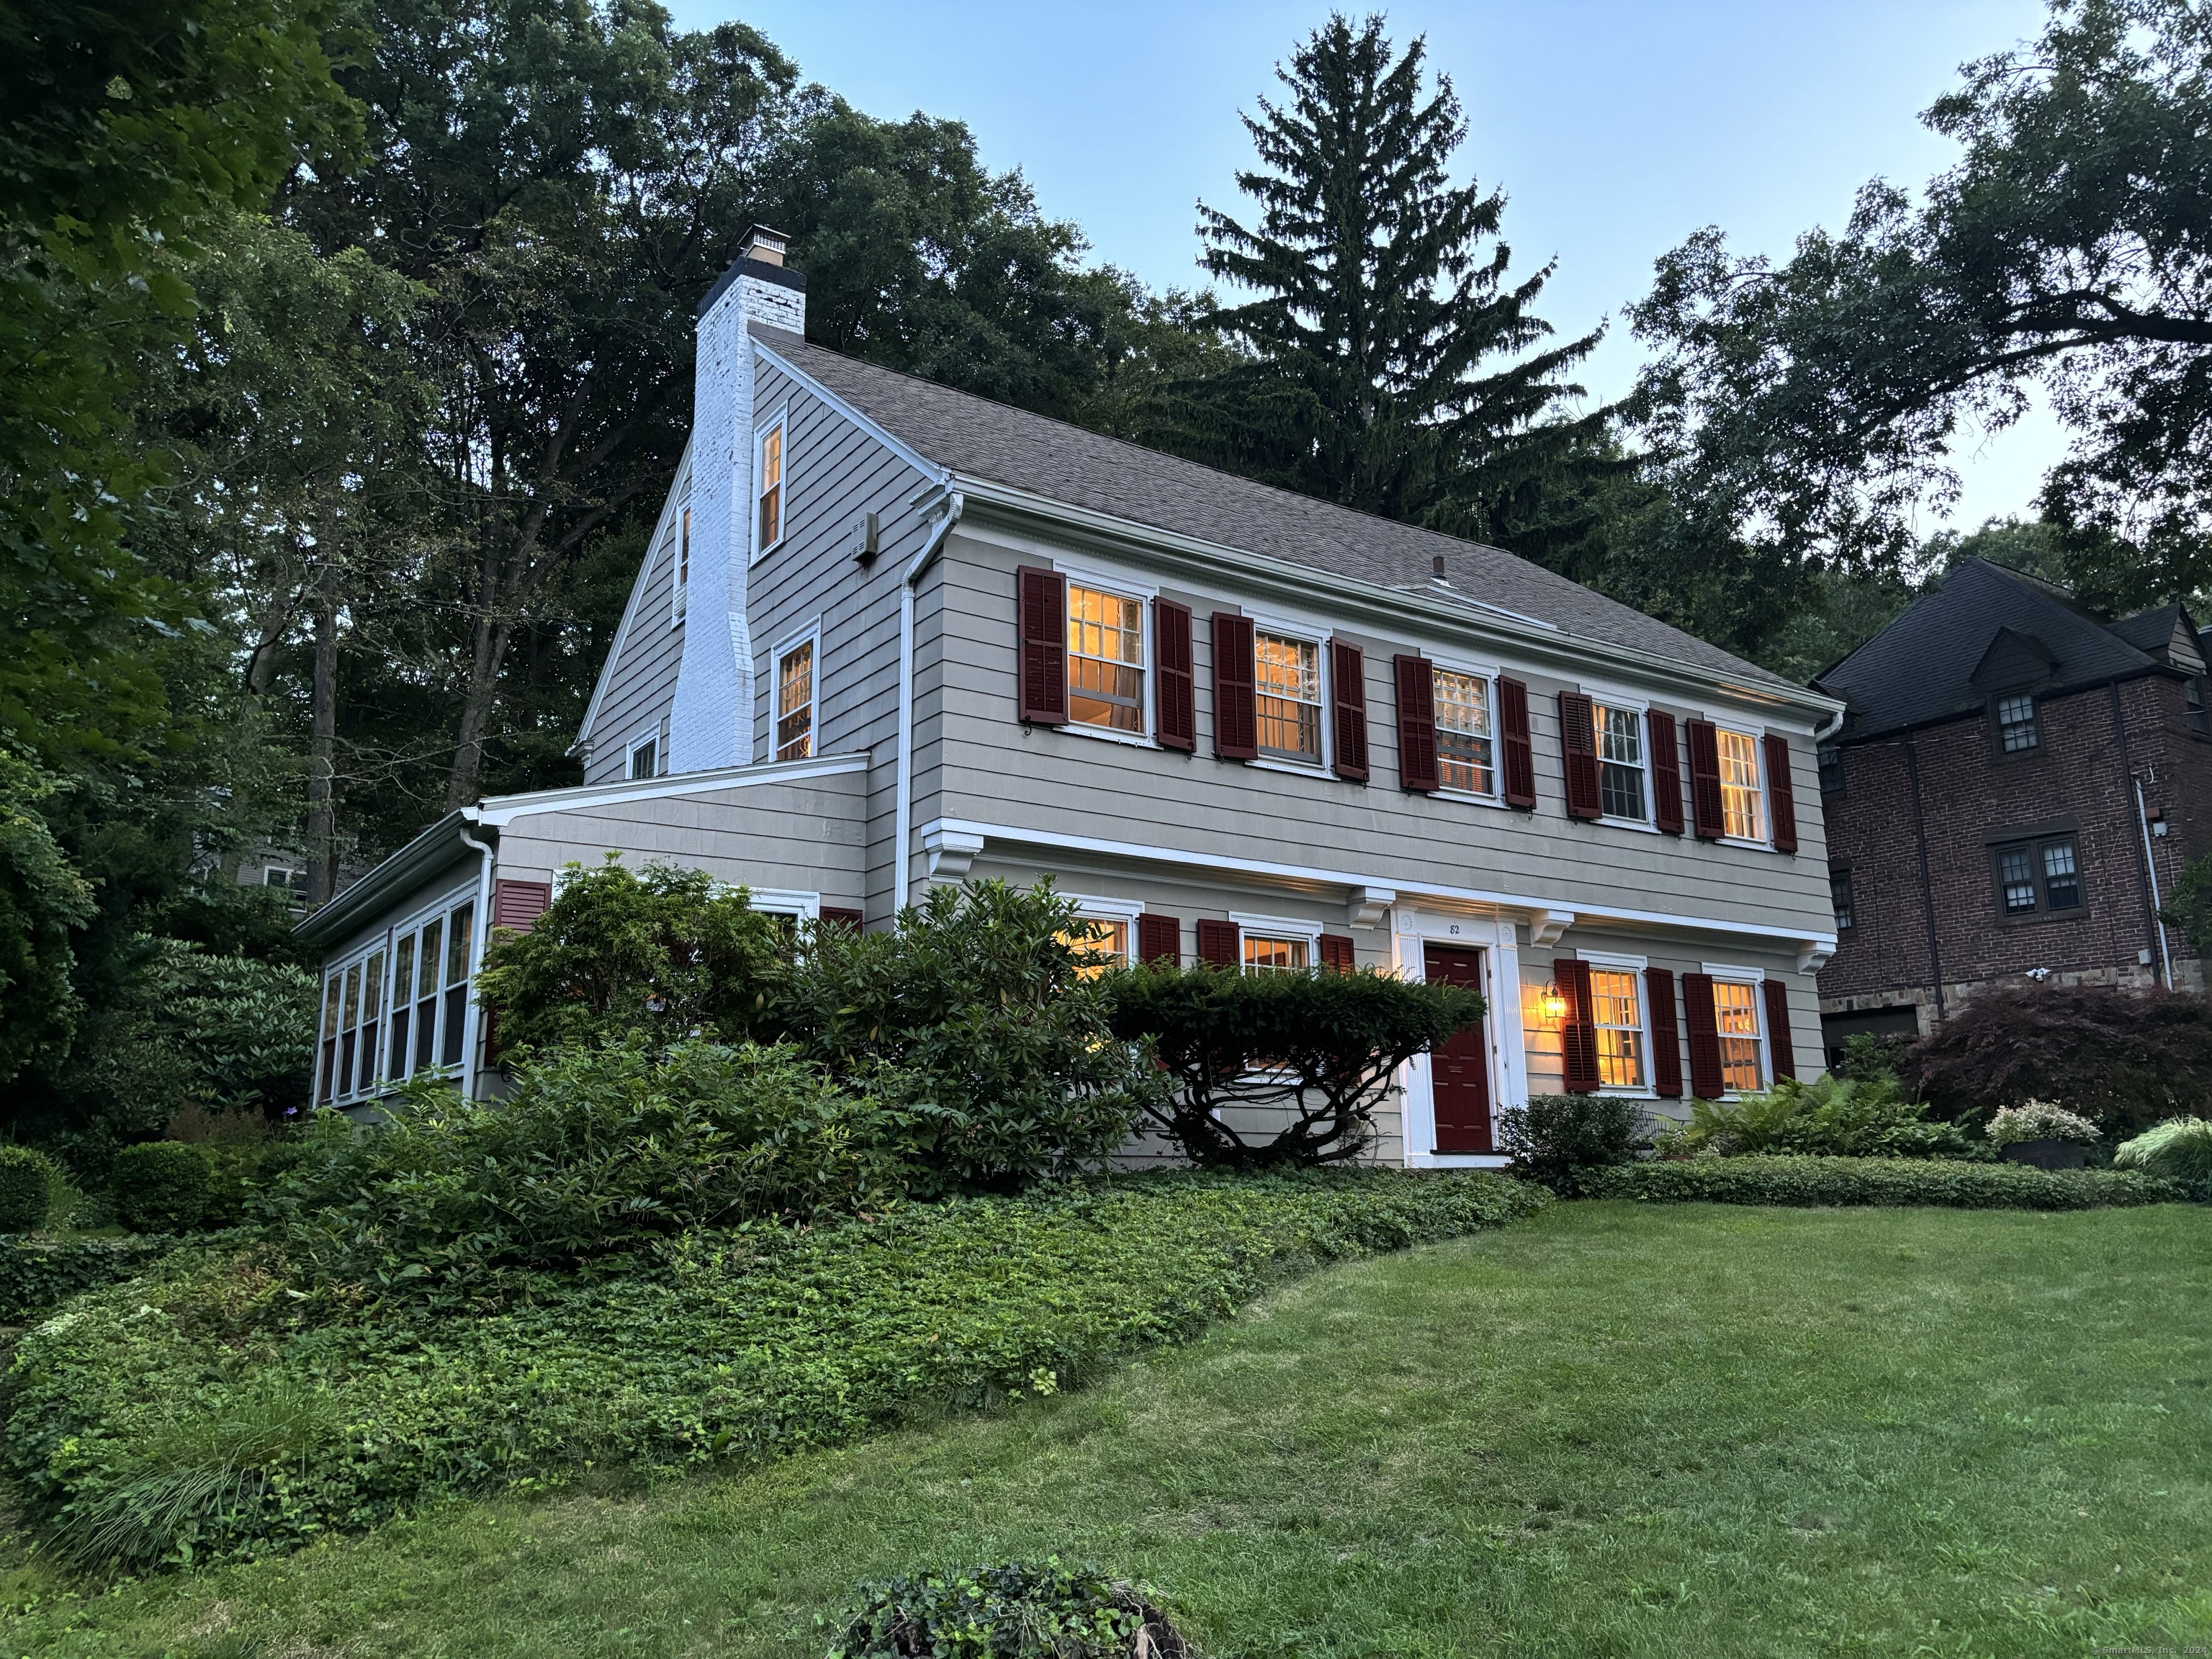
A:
[[291, 809, 480, 950]]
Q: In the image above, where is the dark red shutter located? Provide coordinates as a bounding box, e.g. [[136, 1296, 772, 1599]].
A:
[[1197, 918, 1240, 967], [1136, 912, 1180, 965], [1649, 710, 1685, 835], [1154, 598, 1195, 752], [818, 907, 863, 930], [1500, 676, 1537, 809], [1558, 691, 1602, 820], [1394, 655, 1439, 792], [1320, 934, 1356, 974], [1211, 613, 1256, 760], [1764, 734, 1798, 853], [1329, 640, 1368, 781], [1017, 566, 1066, 724], [1645, 966, 1682, 1097], [1686, 719, 1726, 840], [493, 879, 552, 933], [1682, 972, 1724, 1098], [1556, 958, 1600, 1093], [1763, 979, 1796, 1080]]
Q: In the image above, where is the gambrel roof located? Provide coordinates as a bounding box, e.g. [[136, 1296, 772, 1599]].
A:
[[759, 327, 1801, 693]]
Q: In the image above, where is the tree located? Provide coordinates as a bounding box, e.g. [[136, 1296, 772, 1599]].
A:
[[1150, 14, 1614, 561], [1630, 0, 2212, 612], [1102, 961, 1483, 1168]]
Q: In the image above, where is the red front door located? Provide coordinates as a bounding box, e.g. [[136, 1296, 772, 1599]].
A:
[[1425, 944, 1493, 1152]]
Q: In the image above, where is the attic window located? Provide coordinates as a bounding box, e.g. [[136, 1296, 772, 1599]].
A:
[[1995, 693, 2039, 754], [755, 416, 786, 554]]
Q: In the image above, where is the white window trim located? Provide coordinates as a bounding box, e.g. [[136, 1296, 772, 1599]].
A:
[[1581, 683, 1656, 832], [1701, 962, 1770, 1095], [750, 404, 789, 564], [1575, 950, 1656, 1097], [627, 727, 662, 780], [769, 619, 822, 765], [1229, 909, 1325, 971], [1054, 566, 1158, 748], [1430, 656, 1503, 804], [336, 886, 478, 1101], [1245, 613, 1331, 773], [669, 489, 690, 629], [318, 943, 387, 1107], [741, 886, 821, 921]]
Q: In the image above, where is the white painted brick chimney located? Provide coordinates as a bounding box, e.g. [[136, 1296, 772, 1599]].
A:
[[668, 226, 806, 772]]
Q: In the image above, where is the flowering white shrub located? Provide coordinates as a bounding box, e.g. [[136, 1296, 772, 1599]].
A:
[[1987, 1100, 2100, 1147]]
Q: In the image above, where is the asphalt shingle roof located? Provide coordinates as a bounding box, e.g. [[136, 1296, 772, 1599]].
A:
[[760, 328, 1799, 692]]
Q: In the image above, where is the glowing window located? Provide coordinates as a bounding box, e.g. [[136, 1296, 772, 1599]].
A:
[[1243, 935, 1310, 974], [1255, 633, 1321, 763], [1591, 968, 1643, 1088], [1066, 585, 1145, 734], [1717, 729, 1765, 841], [775, 639, 814, 761], [1713, 979, 1763, 1093], [1434, 669, 1493, 794]]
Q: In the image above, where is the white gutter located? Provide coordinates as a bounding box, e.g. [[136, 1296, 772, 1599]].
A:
[[457, 817, 495, 1101], [895, 491, 965, 912], [2134, 775, 2174, 989]]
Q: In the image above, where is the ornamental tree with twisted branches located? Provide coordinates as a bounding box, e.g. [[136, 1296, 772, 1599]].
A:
[[1102, 961, 1484, 1169]]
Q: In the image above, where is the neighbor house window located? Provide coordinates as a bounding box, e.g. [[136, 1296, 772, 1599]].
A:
[[1717, 728, 1765, 841], [2190, 678, 2211, 737], [1433, 667, 1493, 794], [1994, 835, 2082, 917], [1995, 693, 2039, 754], [1254, 632, 1321, 763], [1817, 742, 1843, 793], [1594, 702, 1647, 821], [629, 736, 658, 779], [1712, 978, 1764, 1093], [1831, 866, 1855, 932], [755, 418, 786, 551], [1067, 584, 1145, 734], [1591, 968, 1644, 1089], [775, 639, 814, 760], [264, 865, 307, 893], [1244, 933, 1310, 974]]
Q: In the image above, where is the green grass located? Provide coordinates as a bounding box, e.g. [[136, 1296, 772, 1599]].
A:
[[2, 1201, 2208, 1657]]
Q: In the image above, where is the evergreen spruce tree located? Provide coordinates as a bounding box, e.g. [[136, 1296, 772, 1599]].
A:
[[1158, 14, 1616, 565]]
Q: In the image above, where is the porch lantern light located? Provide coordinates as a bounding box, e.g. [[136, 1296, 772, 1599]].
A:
[[1537, 981, 1568, 1023]]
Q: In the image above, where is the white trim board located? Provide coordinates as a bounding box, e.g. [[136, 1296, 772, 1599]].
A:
[[473, 752, 868, 827]]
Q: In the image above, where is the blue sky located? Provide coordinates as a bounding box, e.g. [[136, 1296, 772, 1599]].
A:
[[669, 0, 2064, 533]]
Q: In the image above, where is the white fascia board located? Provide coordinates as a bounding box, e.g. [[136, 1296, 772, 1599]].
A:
[[947, 477, 1843, 731], [574, 434, 692, 757], [925, 814, 1839, 953], [750, 339, 948, 483], [471, 752, 868, 827]]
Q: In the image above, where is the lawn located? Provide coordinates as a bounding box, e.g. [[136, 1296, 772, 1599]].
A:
[[1, 1200, 2206, 1658]]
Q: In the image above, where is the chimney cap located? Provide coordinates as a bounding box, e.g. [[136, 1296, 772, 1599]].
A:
[[739, 224, 789, 266]]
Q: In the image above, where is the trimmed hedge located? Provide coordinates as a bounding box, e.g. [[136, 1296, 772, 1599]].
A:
[[0, 1146, 58, 1233], [109, 1142, 214, 1233], [4, 1170, 1547, 1570], [0, 1236, 177, 1323], [1584, 1156, 2193, 1210]]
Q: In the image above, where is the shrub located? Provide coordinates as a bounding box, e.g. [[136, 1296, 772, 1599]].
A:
[[2114, 1117, 2212, 1183], [266, 1041, 914, 1305], [1902, 984, 2212, 1136], [475, 858, 789, 1054], [1659, 1074, 1977, 1160], [1585, 1156, 2188, 1210], [1987, 1100, 2101, 1148], [3, 1170, 1547, 1569], [1101, 962, 1483, 1167], [830, 1560, 1190, 1658], [1497, 1094, 1650, 1195], [0, 1236, 174, 1321], [109, 1142, 214, 1233], [0, 1144, 59, 1232]]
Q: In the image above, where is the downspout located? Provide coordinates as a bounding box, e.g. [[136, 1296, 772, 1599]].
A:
[[1904, 734, 1945, 1023], [894, 491, 964, 914], [2134, 774, 2173, 989], [457, 815, 495, 1102]]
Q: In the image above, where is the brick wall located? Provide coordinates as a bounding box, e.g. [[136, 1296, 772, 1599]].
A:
[[1817, 673, 2206, 1027]]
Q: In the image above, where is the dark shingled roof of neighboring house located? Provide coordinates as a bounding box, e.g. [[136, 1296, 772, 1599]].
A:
[[758, 328, 1802, 693], [1815, 558, 2185, 740]]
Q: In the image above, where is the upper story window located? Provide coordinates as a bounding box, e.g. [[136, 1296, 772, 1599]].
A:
[[755, 416, 786, 553], [1712, 977, 1765, 1092], [1255, 631, 1321, 763], [1994, 834, 2081, 917], [2190, 678, 2210, 737], [775, 638, 814, 760], [1594, 702, 1647, 821], [1817, 742, 1843, 794], [1995, 693, 2039, 753], [1433, 667, 1494, 795], [671, 503, 691, 625], [1831, 866, 1856, 932], [1244, 932, 1309, 974], [629, 734, 659, 779], [1717, 728, 1765, 841], [1590, 967, 1644, 1088], [1068, 584, 1145, 734]]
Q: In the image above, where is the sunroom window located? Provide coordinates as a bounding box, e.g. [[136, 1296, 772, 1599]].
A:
[[1254, 632, 1321, 763], [1434, 668, 1493, 794], [1067, 585, 1145, 734]]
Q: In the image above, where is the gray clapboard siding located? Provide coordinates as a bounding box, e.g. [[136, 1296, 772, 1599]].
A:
[[578, 452, 691, 783]]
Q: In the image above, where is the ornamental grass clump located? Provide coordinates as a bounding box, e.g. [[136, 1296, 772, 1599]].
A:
[[2114, 1117, 2212, 1184], [1986, 1100, 2101, 1148], [830, 1560, 1192, 1658]]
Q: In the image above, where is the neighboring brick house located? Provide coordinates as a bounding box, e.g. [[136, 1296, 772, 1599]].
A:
[[1812, 557, 2212, 1061]]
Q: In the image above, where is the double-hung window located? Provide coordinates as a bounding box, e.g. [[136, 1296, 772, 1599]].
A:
[[1717, 728, 1765, 841], [1831, 866, 1856, 932], [671, 493, 691, 625], [1712, 978, 1765, 1093], [1593, 701, 1647, 822], [1244, 933, 1310, 974], [1434, 667, 1494, 795], [1590, 968, 1645, 1088], [1255, 631, 1322, 764], [1995, 693, 2039, 754], [1994, 834, 2082, 917], [1067, 584, 1146, 734], [775, 637, 814, 760], [755, 415, 786, 554], [629, 734, 659, 779]]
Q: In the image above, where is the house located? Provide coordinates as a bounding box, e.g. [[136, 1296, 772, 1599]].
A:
[[1812, 557, 2211, 1063], [295, 228, 1845, 1165]]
